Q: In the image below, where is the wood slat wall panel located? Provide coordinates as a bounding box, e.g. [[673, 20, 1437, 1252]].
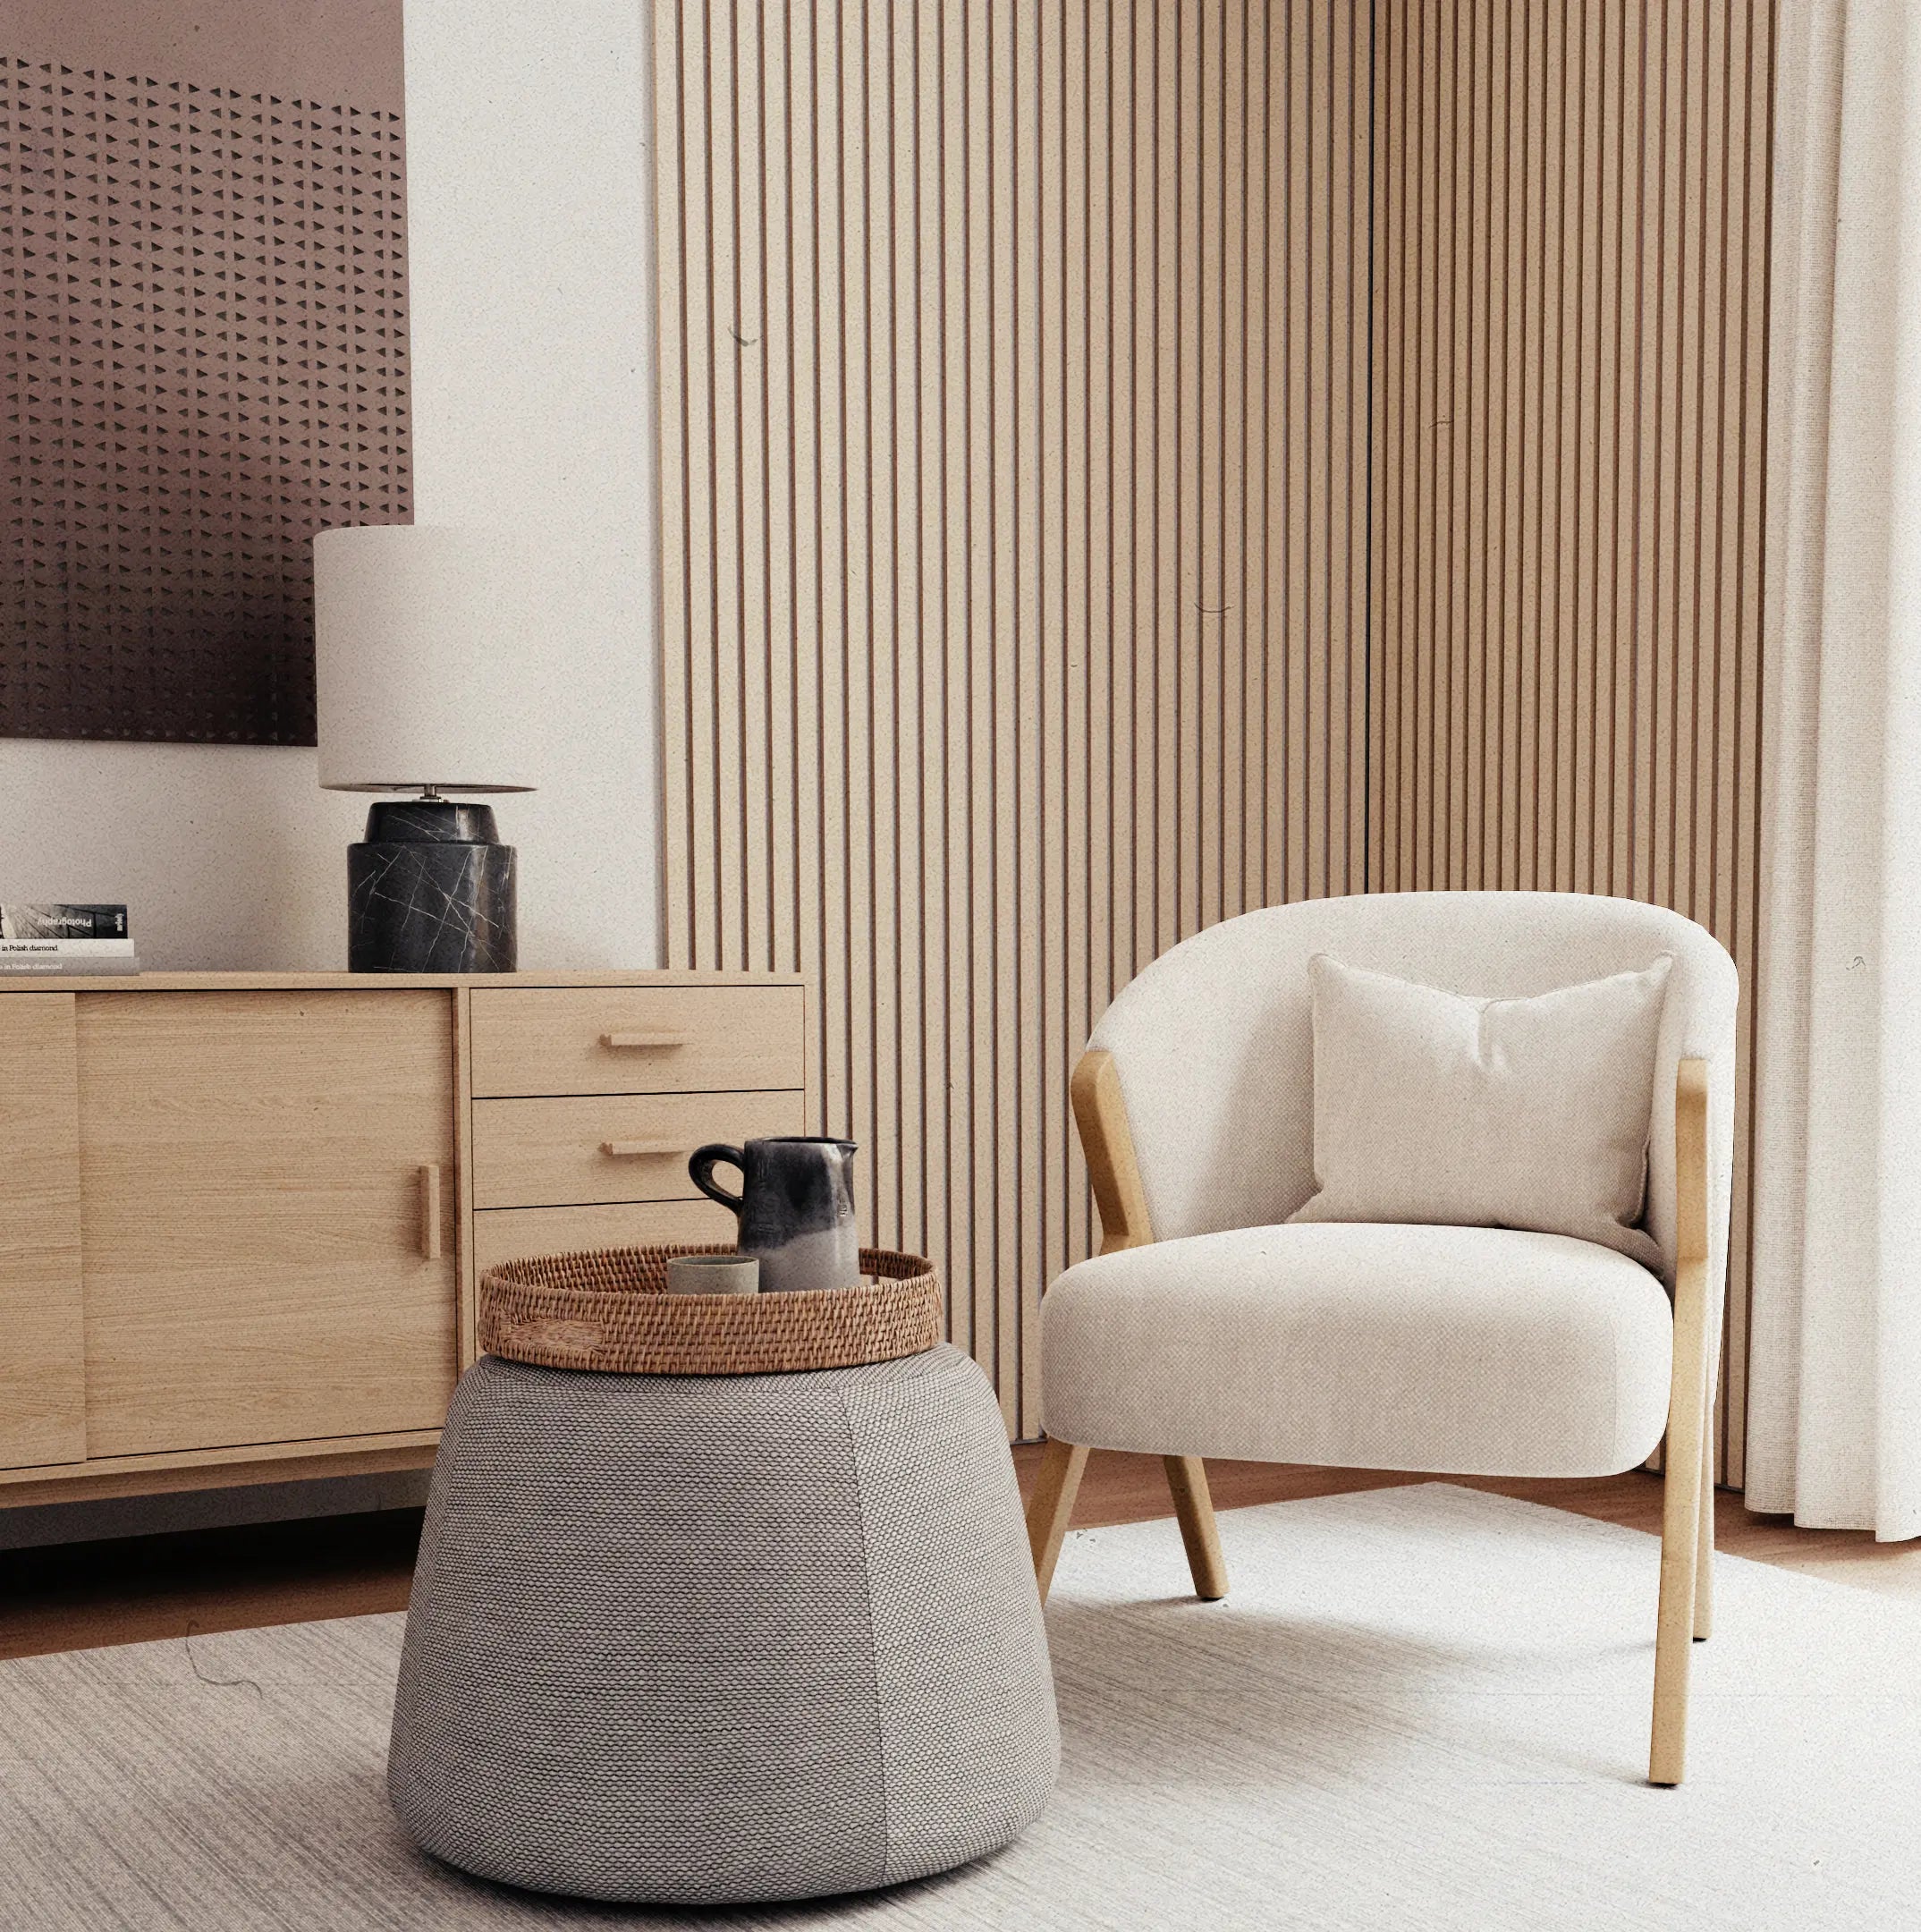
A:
[[653, 0, 1372, 1437], [1371, 0, 1773, 1481], [655, 0, 1772, 1464]]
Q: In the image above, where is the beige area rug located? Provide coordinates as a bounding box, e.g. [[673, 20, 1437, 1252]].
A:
[[2, 1482, 1917, 1932]]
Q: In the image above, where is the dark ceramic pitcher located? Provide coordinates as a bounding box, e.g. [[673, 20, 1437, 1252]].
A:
[[688, 1136, 859, 1294]]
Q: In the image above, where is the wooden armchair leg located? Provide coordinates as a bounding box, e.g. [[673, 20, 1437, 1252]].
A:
[[1163, 1455, 1228, 1601], [1026, 1439, 1089, 1606], [1650, 1055, 1714, 1787], [1694, 1426, 1715, 1643], [1649, 1435, 1703, 1786]]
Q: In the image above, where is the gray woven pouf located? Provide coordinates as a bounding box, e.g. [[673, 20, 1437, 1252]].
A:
[[387, 1342, 1058, 1904]]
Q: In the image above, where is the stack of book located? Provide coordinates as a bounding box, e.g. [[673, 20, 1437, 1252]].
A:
[[0, 904, 140, 976]]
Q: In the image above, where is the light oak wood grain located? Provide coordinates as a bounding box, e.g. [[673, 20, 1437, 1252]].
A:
[[1071, 1049, 1153, 1254], [0, 1435, 440, 1505], [469, 984, 806, 1098], [0, 971, 811, 1507], [470, 1089, 804, 1210], [76, 991, 459, 1459], [1164, 1453, 1229, 1601], [453, 986, 478, 1369], [470, 1199, 736, 1275], [1026, 1437, 1090, 1605], [0, 995, 86, 1470], [1651, 1057, 1714, 1785]]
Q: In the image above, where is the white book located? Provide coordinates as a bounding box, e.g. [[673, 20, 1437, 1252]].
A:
[[0, 937, 138, 956], [0, 954, 142, 976]]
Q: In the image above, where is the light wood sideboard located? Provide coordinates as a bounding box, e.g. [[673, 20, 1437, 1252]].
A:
[[0, 970, 809, 1507]]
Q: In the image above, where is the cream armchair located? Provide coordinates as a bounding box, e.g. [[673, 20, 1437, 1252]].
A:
[[1025, 892, 1738, 1786]]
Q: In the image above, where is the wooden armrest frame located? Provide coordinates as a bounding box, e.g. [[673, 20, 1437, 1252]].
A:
[[1054, 1046, 1724, 1782], [1032, 1050, 1225, 1605], [1071, 1049, 1155, 1253]]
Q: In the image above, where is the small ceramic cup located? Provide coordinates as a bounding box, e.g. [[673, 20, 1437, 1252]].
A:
[[664, 1252, 761, 1296]]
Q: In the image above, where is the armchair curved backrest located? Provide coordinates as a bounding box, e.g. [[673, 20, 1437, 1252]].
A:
[[1086, 892, 1739, 1290]]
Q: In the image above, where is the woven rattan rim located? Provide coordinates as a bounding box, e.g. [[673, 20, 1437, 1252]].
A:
[[478, 1243, 942, 1376]]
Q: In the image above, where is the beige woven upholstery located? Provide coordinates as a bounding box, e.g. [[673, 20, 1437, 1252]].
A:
[[1043, 892, 1739, 1481], [1043, 1224, 1674, 1476]]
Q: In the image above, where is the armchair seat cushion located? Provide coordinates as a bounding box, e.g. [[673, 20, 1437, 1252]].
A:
[[1040, 1223, 1674, 1479]]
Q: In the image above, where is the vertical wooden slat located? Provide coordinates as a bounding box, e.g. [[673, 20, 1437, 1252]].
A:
[[676, 4, 716, 967], [964, 0, 994, 1377], [787, 0, 827, 1180], [1464, 0, 1492, 891], [1572, 0, 1602, 900], [652, 2, 693, 963], [1015, 0, 1047, 1425], [910, 0, 942, 1278], [1251, 0, 1278, 905], [733, 0, 769, 972], [1368, 0, 1395, 894], [1725, 0, 1770, 1490], [1307, 0, 1334, 898], [1412, 0, 1437, 890], [763, 2, 797, 986], [1221, 0, 1249, 918], [1499, 0, 1527, 893], [1196, 0, 1224, 935], [940, 0, 973, 1355], [815, 4, 850, 1171], [707, 0, 745, 967], [1265, 0, 1291, 907], [863, 0, 899, 1267], [1059, 0, 1082, 1298], [893, 0, 927, 1262], [1082, 0, 1105, 1275], [1285, 0, 1311, 902]]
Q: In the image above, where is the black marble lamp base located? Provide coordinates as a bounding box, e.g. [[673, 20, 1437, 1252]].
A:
[[348, 801, 517, 973]]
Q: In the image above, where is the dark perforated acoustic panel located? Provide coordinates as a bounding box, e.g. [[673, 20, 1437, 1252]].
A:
[[1, 55, 409, 744]]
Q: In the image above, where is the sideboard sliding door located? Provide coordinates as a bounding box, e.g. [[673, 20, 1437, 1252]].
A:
[[75, 991, 458, 1459]]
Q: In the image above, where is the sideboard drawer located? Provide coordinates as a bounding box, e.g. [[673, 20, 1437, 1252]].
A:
[[471, 1199, 735, 1275], [469, 986, 805, 1098], [471, 1089, 804, 1208]]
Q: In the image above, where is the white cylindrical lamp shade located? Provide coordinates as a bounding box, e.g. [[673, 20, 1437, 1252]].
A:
[[313, 524, 544, 792]]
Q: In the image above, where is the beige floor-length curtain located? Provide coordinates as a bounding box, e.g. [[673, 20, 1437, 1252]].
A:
[[1748, 0, 1921, 1539]]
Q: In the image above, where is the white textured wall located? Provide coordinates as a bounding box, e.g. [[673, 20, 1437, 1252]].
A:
[[0, 0, 660, 1544], [402, 0, 661, 969]]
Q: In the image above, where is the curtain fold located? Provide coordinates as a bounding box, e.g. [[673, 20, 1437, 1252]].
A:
[[1748, 0, 1921, 1539]]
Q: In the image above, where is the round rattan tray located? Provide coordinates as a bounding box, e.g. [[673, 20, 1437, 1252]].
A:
[[478, 1244, 942, 1376]]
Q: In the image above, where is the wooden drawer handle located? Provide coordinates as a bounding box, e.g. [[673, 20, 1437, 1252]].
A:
[[601, 1032, 690, 1050], [601, 1140, 683, 1159], [419, 1165, 443, 1260]]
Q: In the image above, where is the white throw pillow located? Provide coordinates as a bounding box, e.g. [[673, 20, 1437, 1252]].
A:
[[1289, 953, 1672, 1269]]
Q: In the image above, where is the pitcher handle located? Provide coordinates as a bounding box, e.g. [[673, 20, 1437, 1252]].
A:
[[689, 1143, 747, 1216]]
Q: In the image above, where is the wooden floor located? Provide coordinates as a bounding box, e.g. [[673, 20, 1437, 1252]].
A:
[[3, 1450, 1918, 1664]]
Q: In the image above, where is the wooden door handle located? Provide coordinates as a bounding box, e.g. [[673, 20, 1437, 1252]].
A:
[[601, 1140, 683, 1158], [601, 1032, 690, 1050], [419, 1165, 443, 1260]]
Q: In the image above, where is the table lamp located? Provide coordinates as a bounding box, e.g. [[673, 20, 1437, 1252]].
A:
[[313, 525, 540, 972]]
